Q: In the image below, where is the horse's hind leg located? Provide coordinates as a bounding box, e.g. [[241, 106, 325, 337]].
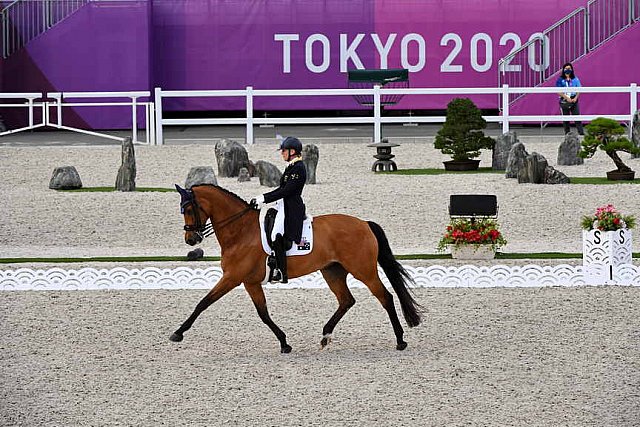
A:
[[244, 282, 292, 353], [356, 271, 407, 350], [320, 263, 356, 348], [170, 275, 239, 342]]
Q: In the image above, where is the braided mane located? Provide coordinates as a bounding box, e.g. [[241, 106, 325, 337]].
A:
[[191, 184, 250, 207]]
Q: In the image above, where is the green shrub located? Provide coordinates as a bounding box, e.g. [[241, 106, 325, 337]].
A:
[[434, 98, 494, 161], [578, 117, 640, 172]]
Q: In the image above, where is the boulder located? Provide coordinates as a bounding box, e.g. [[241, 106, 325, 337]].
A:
[[302, 144, 319, 184], [214, 139, 250, 177], [518, 152, 548, 184], [185, 166, 218, 188], [115, 137, 136, 191], [49, 166, 82, 190], [492, 132, 518, 170], [505, 142, 529, 178], [557, 132, 584, 165], [237, 167, 251, 182], [254, 160, 282, 187], [544, 166, 571, 184]]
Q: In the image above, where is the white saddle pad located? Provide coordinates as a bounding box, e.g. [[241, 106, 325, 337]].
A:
[[260, 204, 314, 256]]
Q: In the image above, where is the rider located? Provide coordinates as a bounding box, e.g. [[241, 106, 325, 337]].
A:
[[250, 136, 307, 283]]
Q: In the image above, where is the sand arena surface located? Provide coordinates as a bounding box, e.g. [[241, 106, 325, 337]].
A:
[[1, 138, 639, 425], [1, 287, 639, 426], [0, 138, 639, 259]]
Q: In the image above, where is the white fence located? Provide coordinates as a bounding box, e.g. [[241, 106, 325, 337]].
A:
[[2, 264, 639, 291], [0, 91, 153, 144], [1, 85, 638, 145], [154, 84, 640, 145]]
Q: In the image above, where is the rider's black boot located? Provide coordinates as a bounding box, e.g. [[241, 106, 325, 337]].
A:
[[273, 234, 288, 284]]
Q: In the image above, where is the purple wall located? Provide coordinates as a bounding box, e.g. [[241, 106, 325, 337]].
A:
[[1, 1, 150, 129], [2, 0, 638, 129]]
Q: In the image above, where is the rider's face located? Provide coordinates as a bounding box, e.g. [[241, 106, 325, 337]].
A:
[[280, 149, 291, 161]]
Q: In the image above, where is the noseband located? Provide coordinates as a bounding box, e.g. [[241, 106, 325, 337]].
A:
[[180, 189, 252, 241]]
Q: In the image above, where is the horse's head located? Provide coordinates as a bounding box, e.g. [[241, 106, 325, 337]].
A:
[[175, 184, 212, 246]]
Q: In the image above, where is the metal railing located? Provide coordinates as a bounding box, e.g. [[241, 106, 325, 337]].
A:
[[498, 0, 640, 105], [1, 0, 90, 58], [587, 0, 634, 50], [154, 84, 639, 145], [0, 92, 46, 135], [0, 90, 154, 144], [47, 91, 154, 144]]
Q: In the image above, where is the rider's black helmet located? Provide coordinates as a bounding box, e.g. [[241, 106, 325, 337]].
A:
[[279, 136, 302, 154]]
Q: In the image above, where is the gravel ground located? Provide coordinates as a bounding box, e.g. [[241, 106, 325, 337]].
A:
[[1, 138, 639, 426], [1, 286, 639, 426]]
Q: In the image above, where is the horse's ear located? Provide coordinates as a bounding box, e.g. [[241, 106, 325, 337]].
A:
[[175, 184, 187, 196]]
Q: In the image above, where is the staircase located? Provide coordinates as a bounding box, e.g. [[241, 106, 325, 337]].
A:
[[1, 0, 90, 58], [498, 0, 640, 105]]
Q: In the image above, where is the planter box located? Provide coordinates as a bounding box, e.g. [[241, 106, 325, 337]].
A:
[[450, 244, 495, 260], [582, 229, 633, 284]]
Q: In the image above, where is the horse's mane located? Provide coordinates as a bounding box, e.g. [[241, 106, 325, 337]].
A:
[[191, 184, 250, 207]]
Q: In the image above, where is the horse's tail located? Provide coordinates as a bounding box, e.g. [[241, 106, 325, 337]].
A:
[[367, 221, 422, 327]]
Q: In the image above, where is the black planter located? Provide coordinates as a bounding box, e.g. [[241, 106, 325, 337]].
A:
[[606, 170, 635, 181], [443, 159, 481, 171]]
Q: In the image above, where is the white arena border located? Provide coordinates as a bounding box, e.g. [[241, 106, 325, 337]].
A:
[[1, 264, 639, 291]]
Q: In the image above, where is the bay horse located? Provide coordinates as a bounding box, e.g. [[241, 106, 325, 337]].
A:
[[171, 184, 422, 352]]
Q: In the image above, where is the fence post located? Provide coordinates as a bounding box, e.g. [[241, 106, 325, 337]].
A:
[[246, 86, 254, 145], [501, 84, 510, 134], [131, 96, 138, 144], [373, 85, 381, 143], [585, 7, 590, 53], [154, 87, 164, 146], [630, 83, 637, 139]]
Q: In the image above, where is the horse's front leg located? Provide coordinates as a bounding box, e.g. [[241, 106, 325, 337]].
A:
[[170, 275, 240, 342], [244, 282, 292, 353]]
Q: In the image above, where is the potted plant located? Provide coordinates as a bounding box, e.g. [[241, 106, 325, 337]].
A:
[[582, 204, 635, 282], [578, 117, 640, 181], [434, 98, 495, 171], [437, 218, 507, 259]]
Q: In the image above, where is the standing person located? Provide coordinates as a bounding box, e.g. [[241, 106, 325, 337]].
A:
[[556, 62, 584, 135], [251, 136, 306, 283]]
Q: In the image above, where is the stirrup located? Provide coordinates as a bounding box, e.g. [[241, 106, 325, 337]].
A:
[[270, 268, 287, 283]]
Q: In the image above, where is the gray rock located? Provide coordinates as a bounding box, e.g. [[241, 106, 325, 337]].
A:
[[49, 166, 82, 190], [633, 110, 640, 158], [557, 132, 584, 165], [185, 166, 218, 188], [254, 160, 282, 187], [505, 142, 529, 178], [544, 166, 571, 184], [115, 137, 136, 191], [492, 132, 518, 170], [214, 139, 250, 177], [237, 167, 251, 182], [302, 144, 319, 184], [518, 152, 548, 184]]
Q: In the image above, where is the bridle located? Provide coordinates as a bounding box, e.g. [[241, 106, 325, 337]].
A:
[[180, 190, 252, 241]]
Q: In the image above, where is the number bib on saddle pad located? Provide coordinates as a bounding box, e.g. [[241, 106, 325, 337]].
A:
[[260, 200, 314, 256]]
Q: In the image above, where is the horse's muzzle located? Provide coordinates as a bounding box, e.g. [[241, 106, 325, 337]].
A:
[[185, 232, 203, 246]]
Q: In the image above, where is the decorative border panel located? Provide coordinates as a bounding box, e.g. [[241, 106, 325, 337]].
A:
[[1, 264, 639, 291]]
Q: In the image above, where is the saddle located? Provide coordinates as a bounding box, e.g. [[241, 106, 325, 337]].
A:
[[260, 207, 314, 256]]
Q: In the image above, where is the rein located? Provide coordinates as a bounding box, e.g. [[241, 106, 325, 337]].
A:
[[182, 196, 252, 240]]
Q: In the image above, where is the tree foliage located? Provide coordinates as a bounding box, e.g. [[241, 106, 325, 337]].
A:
[[434, 98, 495, 161], [578, 117, 640, 172]]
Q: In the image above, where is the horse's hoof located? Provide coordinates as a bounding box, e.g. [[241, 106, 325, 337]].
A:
[[396, 342, 407, 351], [281, 345, 292, 354], [169, 332, 183, 342], [320, 335, 332, 348]]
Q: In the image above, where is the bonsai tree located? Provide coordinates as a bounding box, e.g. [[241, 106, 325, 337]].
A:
[[434, 98, 494, 161], [578, 117, 640, 173]]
